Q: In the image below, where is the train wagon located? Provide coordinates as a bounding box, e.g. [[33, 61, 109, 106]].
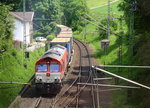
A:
[[57, 24, 72, 33], [50, 38, 71, 62], [57, 25, 73, 52], [35, 45, 68, 94]]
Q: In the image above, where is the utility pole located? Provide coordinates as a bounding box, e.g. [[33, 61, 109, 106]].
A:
[[107, 0, 111, 40], [129, 1, 137, 61], [23, 0, 26, 50], [64, 15, 66, 26], [118, 16, 123, 70], [127, 1, 138, 98], [84, 18, 86, 41], [23, 0, 28, 68]]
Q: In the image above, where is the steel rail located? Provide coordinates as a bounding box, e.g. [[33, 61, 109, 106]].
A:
[[34, 97, 42, 108], [52, 39, 94, 108], [62, 39, 92, 107], [74, 39, 82, 108], [63, 39, 94, 108], [75, 39, 96, 108], [51, 40, 83, 107], [63, 70, 93, 108], [78, 39, 100, 108]]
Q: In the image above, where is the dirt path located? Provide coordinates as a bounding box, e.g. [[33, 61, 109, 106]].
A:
[[90, 0, 119, 10]]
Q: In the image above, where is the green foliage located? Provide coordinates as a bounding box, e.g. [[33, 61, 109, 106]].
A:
[[2, 0, 89, 34], [0, 4, 45, 108], [0, 3, 14, 51], [0, 48, 44, 108], [0, 0, 22, 11], [86, 0, 115, 8], [5, 0, 62, 38], [46, 34, 55, 41], [31, 0, 62, 37], [135, 32, 150, 65], [97, 18, 118, 40], [61, 0, 89, 32], [90, 0, 123, 15], [117, 0, 150, 108], [74, 0, 150, 108]]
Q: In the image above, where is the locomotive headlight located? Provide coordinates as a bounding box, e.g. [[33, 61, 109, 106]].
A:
[[36, 78, 42, 82], [54, 78, 60, 83], [36, 76, 42, 82], [36, 79, 42, 83]]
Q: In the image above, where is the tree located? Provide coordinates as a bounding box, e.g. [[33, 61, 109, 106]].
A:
[[1, 0, 62, 38], [0, 0, 22, 11], [30, 0, 62, 37], [0, 3, 14, 51], [97, 18, 118, 40], [118, 1, 150, 108], [61, 0, 89, 32]]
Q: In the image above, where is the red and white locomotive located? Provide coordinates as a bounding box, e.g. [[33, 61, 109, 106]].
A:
[[35, 25, 73, 94]]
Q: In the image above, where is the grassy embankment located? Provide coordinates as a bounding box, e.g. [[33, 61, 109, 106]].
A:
[[74, 0, 139, 107], [75, 0, 126, 66], [0, 47, 44, 108]]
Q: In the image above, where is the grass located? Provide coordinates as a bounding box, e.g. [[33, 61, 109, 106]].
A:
[[90, 0, 123, 15], [80, 0, 125, 65], [86, 0, 116, 9], [0, 47, 44, 108]]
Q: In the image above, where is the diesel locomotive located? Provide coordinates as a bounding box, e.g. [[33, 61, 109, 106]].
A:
[[35, 25, 73, 94]]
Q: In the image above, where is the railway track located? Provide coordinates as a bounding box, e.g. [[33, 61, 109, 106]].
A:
[[73, 39, 96, 108], [9, 39, 98, 108], [51, 39, 95, 108], [50, 39, 84, 107]]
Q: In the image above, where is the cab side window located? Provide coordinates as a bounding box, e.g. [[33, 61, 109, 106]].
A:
[[37, 64, 47, 72], [50, 64, 60, 72]]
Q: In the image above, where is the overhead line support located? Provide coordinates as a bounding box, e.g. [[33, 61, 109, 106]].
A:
[[77, 83, 140, 89], [92, 66, 150, 90], [97, 65, 150, 69]]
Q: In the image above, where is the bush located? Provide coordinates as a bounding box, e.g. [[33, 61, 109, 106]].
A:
[[46, 34, 55, 41]]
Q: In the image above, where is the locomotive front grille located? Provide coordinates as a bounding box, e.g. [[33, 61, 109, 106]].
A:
[[35, 73, 61, 83]]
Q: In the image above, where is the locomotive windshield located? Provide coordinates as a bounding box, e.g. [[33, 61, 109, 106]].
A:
[[37, 64, 47, 72], [50, 64, 60, 72]]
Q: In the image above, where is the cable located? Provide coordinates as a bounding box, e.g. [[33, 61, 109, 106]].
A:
[[0, 85, 23, 89]]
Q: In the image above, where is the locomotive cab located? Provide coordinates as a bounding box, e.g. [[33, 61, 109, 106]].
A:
[[35, 59, 62, 84], [35, 45, 68, 94]]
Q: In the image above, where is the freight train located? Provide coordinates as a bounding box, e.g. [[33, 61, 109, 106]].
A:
[[35, 25, 73, 94]]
